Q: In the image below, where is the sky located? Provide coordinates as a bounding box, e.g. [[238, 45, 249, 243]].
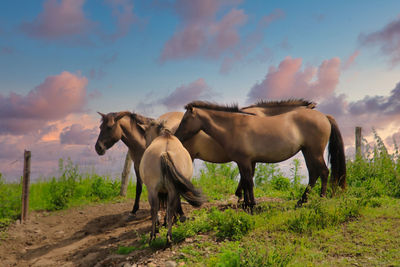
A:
[[1, 0, 400, 182]]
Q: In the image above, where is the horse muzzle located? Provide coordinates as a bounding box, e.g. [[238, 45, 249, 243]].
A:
[[95, 142, 106, 155]]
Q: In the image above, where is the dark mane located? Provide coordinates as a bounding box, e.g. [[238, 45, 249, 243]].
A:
[[244, 99, 316, 109], [149, 120, 172, 137], [131, 112, 153, 125], [185, 101, 245, 114]]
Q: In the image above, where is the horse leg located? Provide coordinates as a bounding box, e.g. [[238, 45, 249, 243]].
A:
[[238, 163, 256, 212], [235, 179, 243, 203], [176, 197, 186, 222], [130, 166, 142, 216], [319, 160, 329, 198], [298, 151, 327, 206], [148, 192, 159, 244], [166, 191, 178, 245]]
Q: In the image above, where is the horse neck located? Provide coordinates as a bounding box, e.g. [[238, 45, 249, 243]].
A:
[[197, 110, 234, 145], [119, 118, 146, 155]]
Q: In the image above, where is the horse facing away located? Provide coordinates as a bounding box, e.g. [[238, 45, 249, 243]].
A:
[[140, 121, 205, 244], [174, 101, 346, 210]]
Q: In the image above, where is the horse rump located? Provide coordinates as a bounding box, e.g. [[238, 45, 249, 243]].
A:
[[160, 153, 205, 207]]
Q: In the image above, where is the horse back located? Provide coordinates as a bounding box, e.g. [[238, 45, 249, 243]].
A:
[[139, 135, 193, 192], [157, 112, 184, 134]]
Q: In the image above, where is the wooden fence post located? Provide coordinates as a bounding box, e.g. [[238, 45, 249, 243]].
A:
[[355, 126, 362, 157], [21, 150, 31, 222], [120, 151, 132, 197]]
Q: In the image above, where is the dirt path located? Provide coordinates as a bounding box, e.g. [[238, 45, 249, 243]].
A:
[[0, 197, 277, 267]]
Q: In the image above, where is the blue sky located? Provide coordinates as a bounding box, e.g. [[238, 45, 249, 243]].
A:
[[1, 0, 400, 181]]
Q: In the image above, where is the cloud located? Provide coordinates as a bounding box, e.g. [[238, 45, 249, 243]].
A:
[[20, 0, 136, 44], [20, 0, 95, 41], [160, 0, 247, 62], [219, 9, 284, 74], [160, 78, 214, 109], [137, 78, 215, 112], [318, 82, 400, 145], [102, 0, 136, 42], [342, 50, 360, 70], [359, 16, 400, 66], [0, 71, 88, 135], [0, 46, 14, 55], [60, 124, 97, 145], [247, 56, 341, 103]]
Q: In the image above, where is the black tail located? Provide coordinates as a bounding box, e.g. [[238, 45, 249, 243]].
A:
[[160, 153, 205, 207], [326, 115, 347, 190]]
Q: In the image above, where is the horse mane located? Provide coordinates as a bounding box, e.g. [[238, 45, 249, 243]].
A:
[[243, 99, 316, 109], [149, 120, 172, 137], [131, 112, 153, 125], [185, 101, 246, 114]]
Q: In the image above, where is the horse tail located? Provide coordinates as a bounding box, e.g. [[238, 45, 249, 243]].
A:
[[160, 152, 205, 207], [326, 115, 347, 190]]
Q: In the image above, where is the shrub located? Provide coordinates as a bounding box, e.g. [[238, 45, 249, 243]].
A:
[[194, 163, 238, 200], [90, 175, 120, 200], [286, 194, 361, 233], [0, 174, 21, 226], [209, 208, 255, 240]]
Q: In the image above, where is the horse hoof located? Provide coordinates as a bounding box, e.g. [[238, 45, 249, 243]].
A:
[[179, 215, 187, 223], [166, 235, 172, 246], [296, 201, 303, 208]]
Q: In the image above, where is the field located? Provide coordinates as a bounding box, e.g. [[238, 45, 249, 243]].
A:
[[1, 134, 400, 266]]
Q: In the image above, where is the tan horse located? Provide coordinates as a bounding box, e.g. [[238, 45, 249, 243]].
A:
[[140, 121, 204, 244], [175, 101, 346, 209]]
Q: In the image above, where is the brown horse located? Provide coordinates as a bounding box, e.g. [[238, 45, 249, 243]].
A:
[[174, 101, 346, 209], [140, 121, 204, 244]]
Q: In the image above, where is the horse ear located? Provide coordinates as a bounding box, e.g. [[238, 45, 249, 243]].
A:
[[97, 112, 106, 118], [187, 105, 193, 113], [137, 123, 148, 133]]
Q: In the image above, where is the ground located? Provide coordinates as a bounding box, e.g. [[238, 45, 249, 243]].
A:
[[0, 196, 251, 267]]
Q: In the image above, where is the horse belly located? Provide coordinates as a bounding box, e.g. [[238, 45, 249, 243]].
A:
[[247, 127, 303, 163]]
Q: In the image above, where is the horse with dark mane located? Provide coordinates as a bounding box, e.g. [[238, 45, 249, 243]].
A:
[[140, 120, 204, 244], [174, 100, 346, 210]]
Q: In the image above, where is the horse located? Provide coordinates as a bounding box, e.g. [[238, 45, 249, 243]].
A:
[[94, 100, 316, 215], [95, 111, 152, 216], [174, 101, 346, 210], [139, 120, 205, 244]]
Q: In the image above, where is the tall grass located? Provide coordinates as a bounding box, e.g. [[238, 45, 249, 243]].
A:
[[347, 130, 400, 199]]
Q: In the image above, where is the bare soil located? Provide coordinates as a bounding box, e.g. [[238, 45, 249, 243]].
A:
[[0, 196, 279, 267]]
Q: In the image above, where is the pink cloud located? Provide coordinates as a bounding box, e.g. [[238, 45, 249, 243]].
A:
[[219, 9, 284, 74], [137, 78, 215, 112], [20, 0, 95, 41], [318, 82, 400, 146], [0, 71, 88, 135], [343, 50, 360, 70], [60, 124, 97, 145], [247, 56, 341, 102], [20, 0, 136, 43], [160, 78, 214, 109], [359, 16, 400, 66], [160, 0, 247, 62]]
